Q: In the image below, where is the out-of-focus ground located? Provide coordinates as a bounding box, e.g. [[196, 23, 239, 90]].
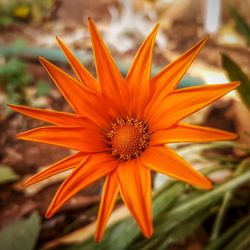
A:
[[0, 0, 250, 249]]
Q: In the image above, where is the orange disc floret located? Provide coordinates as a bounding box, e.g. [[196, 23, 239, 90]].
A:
[[107, 118, 150, 160]]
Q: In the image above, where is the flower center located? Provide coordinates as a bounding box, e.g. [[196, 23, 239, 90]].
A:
[[107, 118, 150, 161]]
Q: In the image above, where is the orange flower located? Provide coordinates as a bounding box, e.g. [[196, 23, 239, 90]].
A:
[[9, 18, 239, 242]]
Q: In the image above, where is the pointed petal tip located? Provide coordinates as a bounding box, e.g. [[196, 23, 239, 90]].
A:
[[56, 36, 65, 46], [88, 18, 99, 34], [144, 233, 153, 239], [95, 220, 103, 243], [88, 17, 94, 26], [224, 131, 238, 140], [231, 133, 238, 140], [38, 56, 47, 65], [143, 226, 154, 239], [38, 56, 51, 67], [149, 24, 159, 39], [87, 18, 97, 36], [199, 178, 213, 190], [142, 225, 154, 239], [7, 104, 22, 112], [55, 36, 62, 44], [221, 81, 240, 92], [188, 35, 209, 53], [22, 175, 40, 187], [16, 132, 25, 140], [45, 208, 54, 219], [202, 35, 209, 42], [7, 103, 15, 110], [22, 175, 34, 186], [22, 180, 30, 187], [55, 36, 66, 50], [194, 35, 209, 48], [16, 131, 33, 141], [153, 23, 160, 32], [38, 55, 43, 61], [95, 233, 102, 243], [232, 80, 241, 88], [88, 18, 98, 36], [16, 134, 22, 139]]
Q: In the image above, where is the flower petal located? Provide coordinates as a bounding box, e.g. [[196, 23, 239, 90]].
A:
[[39, 57, 92, 113], [88, 18, 128, 115], [142, 146, 212, 189], [116, 160, 153, 238], [39, 57, 109, 127], [151, 123, 237, 145], [126, 24, 159, 117], [151, 36, 208, 97], [23, 152, 87, 186], [8, 104, 88, 126], [95, 171, 119, 242], [148, 81, 240, 132], [146, 37, 208, 117], [56, 37, 100, 92], [45, 154, 117, 218], [17, 126, 107, 153]]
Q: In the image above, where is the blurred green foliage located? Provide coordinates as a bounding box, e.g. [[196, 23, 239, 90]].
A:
[[0, 56, 51, 118], [0, 58, 32, 105], [0, 165, 19, 185], [0, 39, 52, 117], [222, 53, 250, 109], [36, 79, 51, 97], [0, 0, 57, 27], [0, 211, 41, 250], [229, 7, 250, 46]]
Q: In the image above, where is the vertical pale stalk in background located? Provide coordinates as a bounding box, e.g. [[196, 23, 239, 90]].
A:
[[204, 0, 222, 34]]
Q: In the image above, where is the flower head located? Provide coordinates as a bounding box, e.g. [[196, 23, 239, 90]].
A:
[[9, 18, 239, 242]]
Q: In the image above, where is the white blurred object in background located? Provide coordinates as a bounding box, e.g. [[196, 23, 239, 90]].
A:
[[105, 0, 167, 52], [204, 0, 222, 34]]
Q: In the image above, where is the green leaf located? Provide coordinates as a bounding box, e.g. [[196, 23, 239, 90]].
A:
[[0, 211, 41, 250], [157, 210, 212, 250], [205, 215, 250, 250], [152, 182, 185, 224], [210, 158, 250, 241], [229, 7, 250, 45], [154, 169, 250, 236], [224, 223, 250, 250], [131, 208, 212, 250], [222, 53, 250, 109], [0, 165, 19, 184]]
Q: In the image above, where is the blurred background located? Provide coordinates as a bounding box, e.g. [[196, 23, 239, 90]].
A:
[[0, 0, 250, 249]]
